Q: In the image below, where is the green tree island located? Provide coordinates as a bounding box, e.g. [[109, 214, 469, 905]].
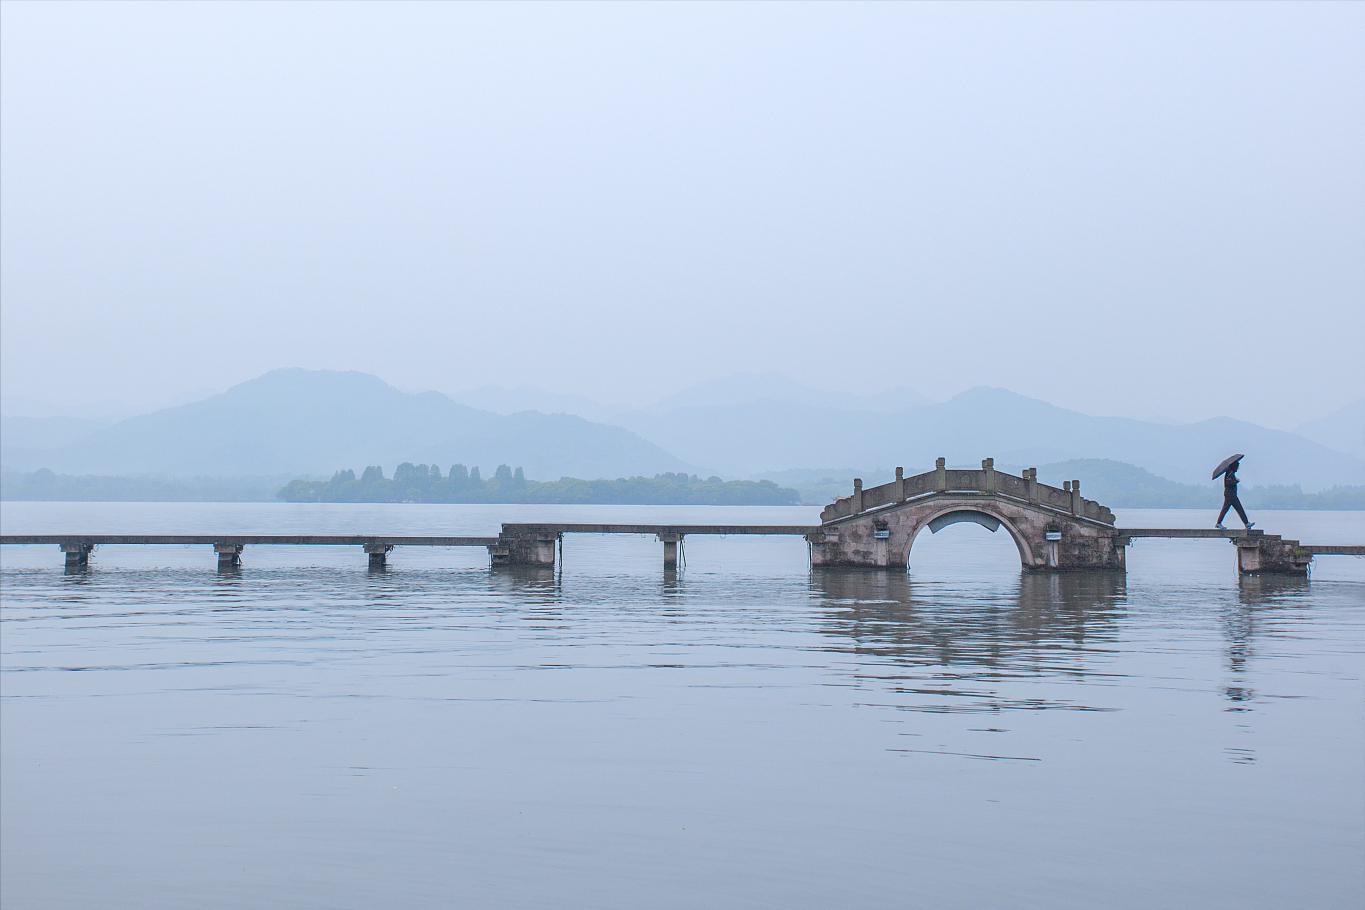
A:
[[276, 464, 801, 505]]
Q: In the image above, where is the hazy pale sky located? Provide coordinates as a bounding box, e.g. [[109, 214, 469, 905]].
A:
[[2, 1, 1361, 429]]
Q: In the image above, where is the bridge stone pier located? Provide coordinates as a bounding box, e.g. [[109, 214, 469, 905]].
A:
[[808, 459, 1125, 572], [214, 542, 244, 571], [489, 529, 559, 568], [1233, 535, 1312, 575], [62, 542, 94, 571], [364, 543, 394, 571]]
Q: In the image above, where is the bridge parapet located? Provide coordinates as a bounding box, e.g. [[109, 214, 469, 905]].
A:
[[820, 458, 1115, 526]]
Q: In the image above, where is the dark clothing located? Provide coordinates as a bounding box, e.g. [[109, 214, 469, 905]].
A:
[[1219, 466, 1249, 526], [1218, 495, 1249, 527]]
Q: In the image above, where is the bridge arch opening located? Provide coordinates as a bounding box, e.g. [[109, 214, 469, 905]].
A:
[[925, 510, 1002, 535], [905, 506, 1035, 574]]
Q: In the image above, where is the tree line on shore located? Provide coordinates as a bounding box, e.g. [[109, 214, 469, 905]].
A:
[[274, 463, 801, 505]]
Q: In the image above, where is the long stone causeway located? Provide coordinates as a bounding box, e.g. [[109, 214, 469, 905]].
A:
[[3, 460, 1361, 577]]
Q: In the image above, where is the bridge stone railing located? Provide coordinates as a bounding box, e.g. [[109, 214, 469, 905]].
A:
[[820, 458, 1116, 526]]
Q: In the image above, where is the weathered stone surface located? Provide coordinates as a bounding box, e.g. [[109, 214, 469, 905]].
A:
[[214, 542, 244, 570], [1234, 535, 1311, 576], [61, 541, 93, 571], [807, 459, 1123, 571], [490, 531, 558, 567], [807, 490, 1125, 571], [364, 542, 393, 570], [820, 459, 1116, 527], [658, 532, 681, 569]]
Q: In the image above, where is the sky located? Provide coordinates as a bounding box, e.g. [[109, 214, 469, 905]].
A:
[[2, 1, 1362, 430]]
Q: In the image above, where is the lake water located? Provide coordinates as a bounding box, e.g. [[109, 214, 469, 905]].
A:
[[2, 503, 1363, 909]]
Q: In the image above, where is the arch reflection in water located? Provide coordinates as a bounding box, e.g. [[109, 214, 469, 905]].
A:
[[812, 569, 1127, 713]]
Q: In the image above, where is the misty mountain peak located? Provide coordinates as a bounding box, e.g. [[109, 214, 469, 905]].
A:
[[231, 368, 396, 397], [943, 387, 1060, 413], [644, 373, 930, 415]]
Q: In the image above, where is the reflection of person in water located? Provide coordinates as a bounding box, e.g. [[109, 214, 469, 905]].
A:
[[1216, 460, 1254, 530]]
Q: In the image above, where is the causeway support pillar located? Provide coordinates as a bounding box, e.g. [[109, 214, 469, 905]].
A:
[[658, 533, 681, 570], [61, 542, 93, 571], [364, 543, 393, 571], [214, 543, 244, 571]]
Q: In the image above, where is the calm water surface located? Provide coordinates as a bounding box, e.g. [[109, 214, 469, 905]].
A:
[[3, 503, 1363, 909]]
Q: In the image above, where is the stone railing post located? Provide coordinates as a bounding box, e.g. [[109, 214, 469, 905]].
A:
[[935, 458, 947, 493], [1070, 479, 1080, 516], [982, 458, 995, 494], [1025, 468, 1039, 504], [895, 467, 905, 501], [852, 478, 864, 514]]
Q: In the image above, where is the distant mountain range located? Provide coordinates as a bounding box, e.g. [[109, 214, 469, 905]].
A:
[[446, 372, 932, 425], [0, 369, 686, 480], [452, 375, 1364, 489], [614, 386, 1363, 489], [2, 369, 1361, 495]]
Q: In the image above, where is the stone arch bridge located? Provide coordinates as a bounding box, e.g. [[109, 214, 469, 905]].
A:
[[809, 458, 1125, 571]]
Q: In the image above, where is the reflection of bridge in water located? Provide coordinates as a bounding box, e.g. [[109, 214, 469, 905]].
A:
[[813, 570, 1128, 705], [813, 570, 1313, 715], [5, 459, 1361, 578]]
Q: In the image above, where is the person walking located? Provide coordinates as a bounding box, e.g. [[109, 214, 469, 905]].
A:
[[1214, 456, 1254, 530]]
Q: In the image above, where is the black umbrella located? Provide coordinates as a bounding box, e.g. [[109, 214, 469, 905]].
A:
[[1212, 454, 1244, 480]]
